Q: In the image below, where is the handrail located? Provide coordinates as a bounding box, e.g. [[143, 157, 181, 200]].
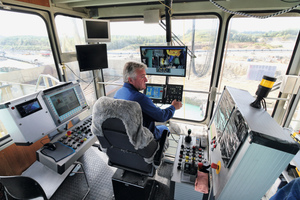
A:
[[35, 74, 61, 91]]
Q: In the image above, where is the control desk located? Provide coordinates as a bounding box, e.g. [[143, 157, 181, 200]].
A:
[[36, 115, 97, 174], [171, 132, 209, 200]]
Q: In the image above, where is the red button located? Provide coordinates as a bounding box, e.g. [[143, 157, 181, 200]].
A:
[[211, 163, 219, 169]]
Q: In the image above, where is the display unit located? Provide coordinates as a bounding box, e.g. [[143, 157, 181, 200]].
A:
[[140, 46, 187, 77], [144, 84, 164, 103], [144, 83, 183, 104], [76, 44, 108, 72], [83, 18, 111, 43], [43, 82, 89, 126], [0, 92, 57, 145]]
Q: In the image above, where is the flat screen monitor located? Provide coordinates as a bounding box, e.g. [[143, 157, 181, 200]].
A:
[[76, 44, 108, 72], [43, 82, 89, 126], [209, 87, 248, 168], [83, 18, 111, 43], [140, 46, 187, 77], [15, 98, 42, 118], [144, 84, 165, 103]]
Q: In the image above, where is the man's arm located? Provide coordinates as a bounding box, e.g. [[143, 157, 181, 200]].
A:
[[139, 95, 179, 122]]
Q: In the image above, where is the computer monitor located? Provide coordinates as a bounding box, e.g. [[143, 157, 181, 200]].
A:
[[209, 87, 248, 168], [140, 46, 187, 77], [76, 44, 108, 72], [83, 18, 111, 43], [15, 98, 43, 118], [144, 84, 165, 103], [43, 82, 89, 126]]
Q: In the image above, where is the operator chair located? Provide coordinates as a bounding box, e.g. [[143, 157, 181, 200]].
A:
[[0, 161, 90, 200], [0, 175, 48, 200], [91, 97, 168, 200]]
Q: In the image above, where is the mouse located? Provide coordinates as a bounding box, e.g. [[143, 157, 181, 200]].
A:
[[43, 143, 56, 151]]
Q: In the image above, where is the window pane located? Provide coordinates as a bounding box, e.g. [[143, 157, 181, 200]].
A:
[[220, 16, 300, 114], [170, 18, 219, 120], [55, 15, 97, 114], [290, 100, 300, 132], [104, 17, 219, 121], [0, 10, 57, 101], [55, 15, 85, 53], [103, 21, 166, 96], [0, 10, 57, 142]]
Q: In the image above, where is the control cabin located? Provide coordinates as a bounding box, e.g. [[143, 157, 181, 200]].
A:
[[0, 0, 300, 200]]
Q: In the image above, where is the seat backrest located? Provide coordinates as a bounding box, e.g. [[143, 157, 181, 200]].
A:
[[0, 175, 47, 200], [91, 97, 163, 177], [99, 117, 159, 176]]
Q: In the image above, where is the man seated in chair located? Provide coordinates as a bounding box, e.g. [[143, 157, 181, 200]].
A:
[[114, 61, 182, 140]]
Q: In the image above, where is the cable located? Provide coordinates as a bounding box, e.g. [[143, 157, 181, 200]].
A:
[[83, 78, 95, 91], [64, 64, 90, 83], [170, 132, 178, 143], [158, 0, 173, 17], [209, 0, 300, 19], [63, 63, 96, 91], [281, 0, 300, 3]]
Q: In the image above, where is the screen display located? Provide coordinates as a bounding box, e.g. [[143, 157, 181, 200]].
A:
[[219, 109, 248, 167], [145, 85, 164, 100], [83, 19, 111, 42], [140, 46, 187, 77], [76, 44, 108, 71], [16, 99, 42, 118], [50, 88, 80, 117], [43, 82, 88, 126], [210, 87, 249, 168]]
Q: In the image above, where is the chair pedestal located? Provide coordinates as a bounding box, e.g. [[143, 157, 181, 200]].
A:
[[112, 169, 157, 200]]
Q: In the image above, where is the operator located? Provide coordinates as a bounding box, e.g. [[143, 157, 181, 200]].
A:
[[114, 61, 182, 140]]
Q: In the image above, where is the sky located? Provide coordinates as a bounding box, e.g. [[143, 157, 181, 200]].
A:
[[0, 10, 48, 36], [0, 9, 299, 38]]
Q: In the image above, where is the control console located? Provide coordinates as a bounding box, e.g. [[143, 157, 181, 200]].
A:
[[172, 133, 208, 184], [36, 115, 97, 174], [171, 132, 209, 199], [144, 83, 183, 104], [165, 84, 183, 104], [57, 117, 93, 150]]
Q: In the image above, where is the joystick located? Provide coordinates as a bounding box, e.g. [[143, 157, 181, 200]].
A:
[[185, 129, 192, 143]]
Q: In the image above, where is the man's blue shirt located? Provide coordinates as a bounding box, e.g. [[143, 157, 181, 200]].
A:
[[114, 82, 175, 138]]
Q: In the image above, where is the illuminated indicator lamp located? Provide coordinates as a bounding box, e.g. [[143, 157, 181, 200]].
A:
[[250, 75, 277, 110]]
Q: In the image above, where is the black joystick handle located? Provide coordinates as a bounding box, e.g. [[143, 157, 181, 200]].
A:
[[185, 129, 192, 143]]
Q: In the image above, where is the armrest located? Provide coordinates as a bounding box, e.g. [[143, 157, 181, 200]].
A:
[[153, 129, 168, 166]]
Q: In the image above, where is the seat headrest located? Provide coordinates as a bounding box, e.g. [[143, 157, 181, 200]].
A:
[[91, 96, 154, 150]]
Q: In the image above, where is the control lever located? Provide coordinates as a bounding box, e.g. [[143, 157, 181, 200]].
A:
[[198, 161, 220, 173], [185, 129, 192, 143]]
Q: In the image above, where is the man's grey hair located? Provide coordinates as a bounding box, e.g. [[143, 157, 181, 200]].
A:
[[123, 61, 147, 83]]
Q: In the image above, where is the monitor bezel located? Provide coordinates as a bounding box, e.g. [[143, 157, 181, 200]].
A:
[[83, 18, 111, 43], [144, 83, 165, 104], [140, 46, 188, 77], [43, 82, 88, 126], [76, 44, 108, 72]]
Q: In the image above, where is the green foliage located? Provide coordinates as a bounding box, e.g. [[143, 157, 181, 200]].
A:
[[0, 35, 50, 51], [107, 35, 166, 50], [0, 29, 298, 52]]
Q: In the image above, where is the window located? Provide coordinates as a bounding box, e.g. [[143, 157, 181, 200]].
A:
[[55, 15, 97, 114], [55, 15, 85, 53], [0, 10, 57, 146], [220, 15, 300, 114], [103, 16, 219, 121], [290, 101, 300, 132]]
